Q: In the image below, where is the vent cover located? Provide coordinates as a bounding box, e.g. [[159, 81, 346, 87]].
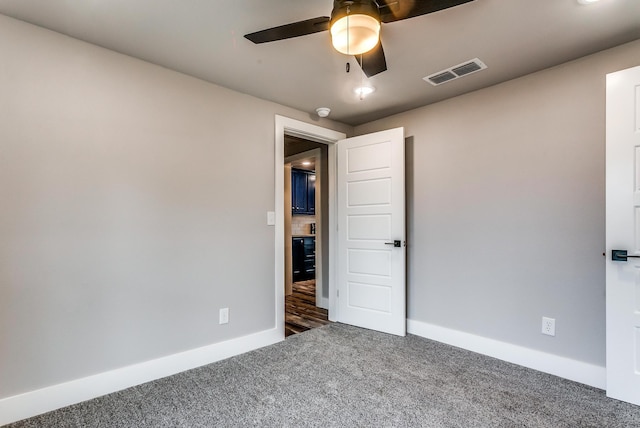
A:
[[429, 71, 457, 85], [424, 58, 487, 86]]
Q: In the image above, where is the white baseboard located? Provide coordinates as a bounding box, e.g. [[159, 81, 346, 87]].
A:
[[1, 321, 607, 425], [0, 327, 282, 426], [407, 319, 606, 390]]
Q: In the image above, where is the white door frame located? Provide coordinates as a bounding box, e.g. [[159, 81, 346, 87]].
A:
[[274, 115, 346, 337]]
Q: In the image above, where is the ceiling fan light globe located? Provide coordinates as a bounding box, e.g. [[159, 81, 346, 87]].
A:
[[331, 14, 380, 55]]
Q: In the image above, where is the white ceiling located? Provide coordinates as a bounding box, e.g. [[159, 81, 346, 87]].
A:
[[1, 0, 638, 126]]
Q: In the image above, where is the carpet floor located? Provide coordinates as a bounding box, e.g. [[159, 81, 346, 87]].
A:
[[6, 323, 640, 427]]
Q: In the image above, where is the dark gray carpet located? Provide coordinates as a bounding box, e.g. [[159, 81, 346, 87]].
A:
[[6, 323, 640, 427]]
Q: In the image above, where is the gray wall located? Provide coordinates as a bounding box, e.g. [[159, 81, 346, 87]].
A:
[[0, 15, 350, 399], [355, 39, 640, 366]]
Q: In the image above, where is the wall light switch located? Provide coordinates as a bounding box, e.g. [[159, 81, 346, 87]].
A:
[[219, 308, 229, 325], [267, 211, 276, 226]]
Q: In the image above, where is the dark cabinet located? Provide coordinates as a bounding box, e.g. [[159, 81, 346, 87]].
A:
[[291, 169, 315, 215], [292, 237, 315, 282]]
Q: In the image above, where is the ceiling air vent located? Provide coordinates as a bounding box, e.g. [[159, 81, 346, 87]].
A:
[[424, 58, 487, 86], [429, 71, 457, 85], [452, 61, 482, 76]]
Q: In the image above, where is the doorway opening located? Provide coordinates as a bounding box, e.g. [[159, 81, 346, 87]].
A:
[[274, 115, 345, 339], [284, 137, 330, 336]]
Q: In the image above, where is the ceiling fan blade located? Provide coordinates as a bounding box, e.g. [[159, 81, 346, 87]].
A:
[[355, 42, 387, 77], [379, 0, 475, 23], [244, 17, 331, 44]]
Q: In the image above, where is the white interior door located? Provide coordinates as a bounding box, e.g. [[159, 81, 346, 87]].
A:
[[337, 128, 405, 336], [606, 64, 640, 405]]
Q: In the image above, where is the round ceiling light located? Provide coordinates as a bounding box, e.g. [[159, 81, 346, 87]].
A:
[[577, 0, 599, 4]]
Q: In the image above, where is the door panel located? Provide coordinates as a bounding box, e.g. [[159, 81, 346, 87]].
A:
[[347, 178, 391, 206], [347, 215, 392, 240], [337, 127, 405, 336], [346, 141, 392, 172], [606, 64, 640, 405], [348, 282, 391, 312], [348, 249, 391, 276]]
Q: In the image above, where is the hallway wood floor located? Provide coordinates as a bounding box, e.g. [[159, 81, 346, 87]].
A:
[[285, 280, 330, 337]]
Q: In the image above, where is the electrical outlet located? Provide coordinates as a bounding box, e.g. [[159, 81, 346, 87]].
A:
[[219, 308, 229, 325], [542, 316, 555, 336]]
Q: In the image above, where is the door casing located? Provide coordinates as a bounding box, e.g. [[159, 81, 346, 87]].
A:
[[274, 116, 346, 338]]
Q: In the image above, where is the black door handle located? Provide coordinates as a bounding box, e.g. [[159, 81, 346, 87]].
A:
[[384, 240, 402, 248], [612, 250, 640, 261]]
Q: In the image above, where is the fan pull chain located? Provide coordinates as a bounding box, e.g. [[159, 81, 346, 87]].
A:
[[359, 54, 365, 100], [346, 6, 351, 56]]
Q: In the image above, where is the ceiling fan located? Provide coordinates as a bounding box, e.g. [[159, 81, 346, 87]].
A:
[[244, 0, 476, 78]]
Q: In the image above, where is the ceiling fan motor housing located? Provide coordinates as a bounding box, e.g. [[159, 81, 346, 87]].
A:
[[330, 0, 380, 24]]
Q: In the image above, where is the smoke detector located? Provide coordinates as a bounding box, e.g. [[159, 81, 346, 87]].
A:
[[316, 107, 331, 117]]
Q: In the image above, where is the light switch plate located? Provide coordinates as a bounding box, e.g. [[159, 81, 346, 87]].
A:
[[219, 308, 229, 325], [267, 211, 276, 226]]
